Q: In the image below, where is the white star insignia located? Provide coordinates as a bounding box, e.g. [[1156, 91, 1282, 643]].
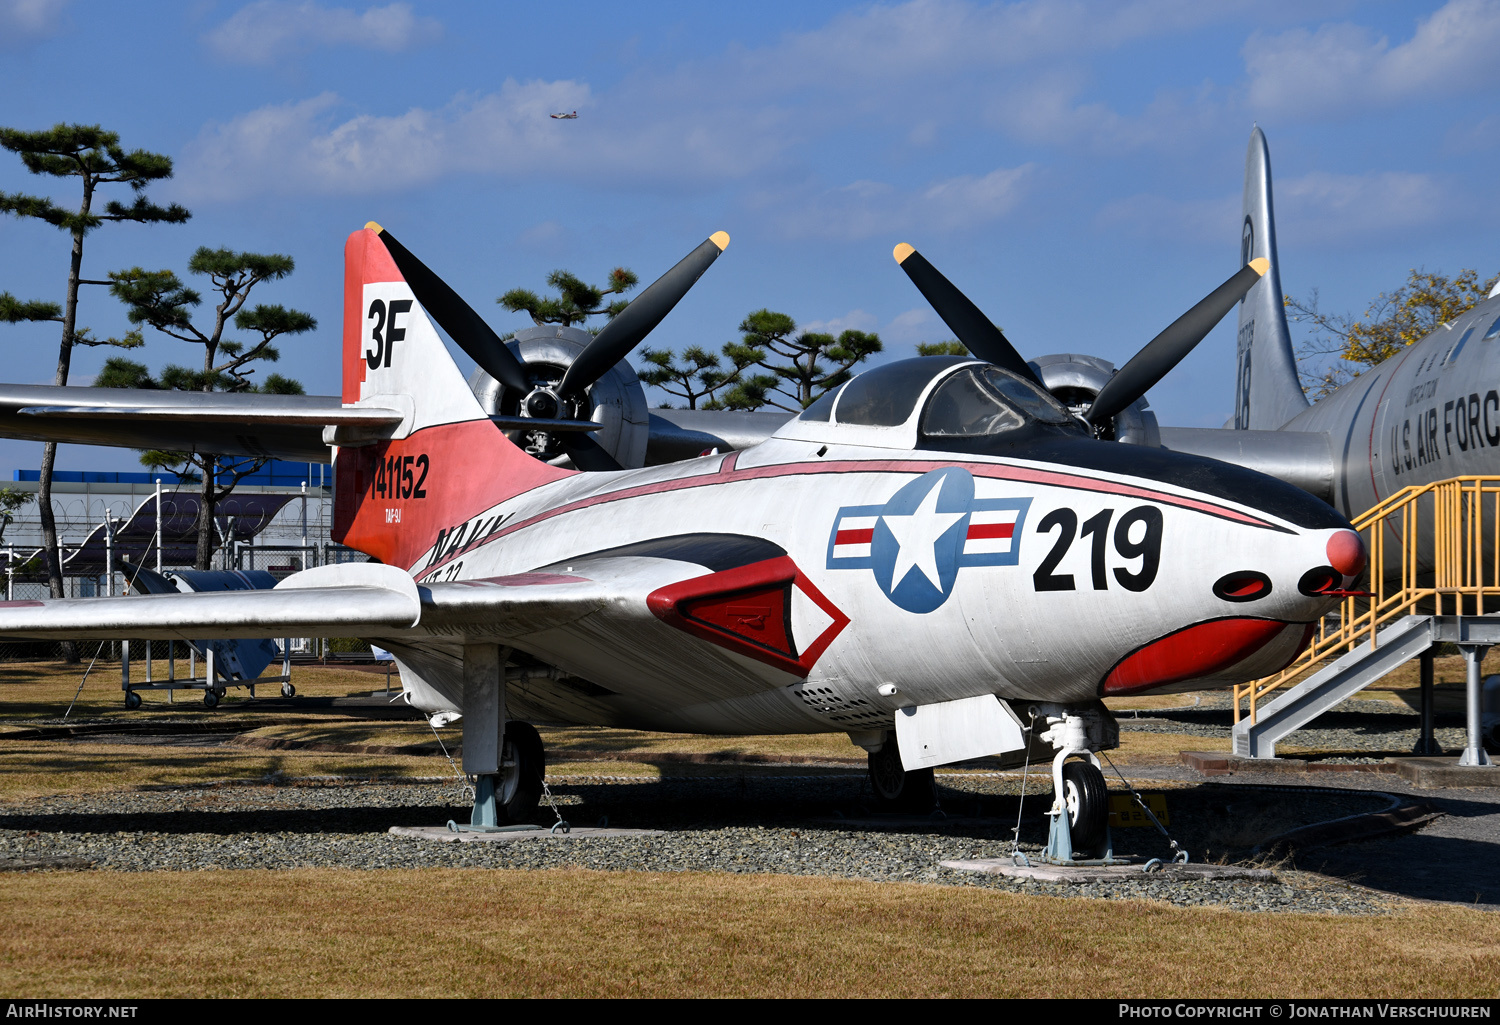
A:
[[881, 478, 965, 591]]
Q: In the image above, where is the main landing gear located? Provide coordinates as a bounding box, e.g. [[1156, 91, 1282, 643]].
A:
[[449, 643, 551, 833], [467, 721, 545, 829], [866, 732, 937, 814]]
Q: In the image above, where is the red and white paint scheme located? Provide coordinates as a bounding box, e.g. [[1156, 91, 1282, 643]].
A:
[[0, 225, 1363, 837]]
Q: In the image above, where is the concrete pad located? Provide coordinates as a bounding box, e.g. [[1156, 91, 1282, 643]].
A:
[[940, 857, 1275, 884], [389, 824, 662, 843], [1180, 751, 1398, 777], [1392, 757, 1500, 789], [0, 856, 92, 872]]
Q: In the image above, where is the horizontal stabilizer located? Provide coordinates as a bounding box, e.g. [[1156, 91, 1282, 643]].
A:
[[18, 404, 401, 426], [0, 385, 351, 462]]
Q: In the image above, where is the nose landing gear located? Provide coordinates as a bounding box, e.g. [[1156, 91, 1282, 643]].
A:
[[1019, 702, 1127, 866], [1044, 753, 1111, 862]]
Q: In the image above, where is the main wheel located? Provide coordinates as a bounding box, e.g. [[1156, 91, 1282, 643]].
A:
[[496, 721, 545, 825], [867, 733, 937, 814], [281, 683, 295, 698], [1061, 759, 1108, 854]]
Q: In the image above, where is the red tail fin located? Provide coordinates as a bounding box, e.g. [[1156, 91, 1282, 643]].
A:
[[332, 225, 571, 569]]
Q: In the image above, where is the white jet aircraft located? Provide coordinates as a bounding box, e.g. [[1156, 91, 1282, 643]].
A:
[[0, 225, 1363, 855]]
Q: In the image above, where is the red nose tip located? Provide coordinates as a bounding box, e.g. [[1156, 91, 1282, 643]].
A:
[[1327, 530, 1366, 577]]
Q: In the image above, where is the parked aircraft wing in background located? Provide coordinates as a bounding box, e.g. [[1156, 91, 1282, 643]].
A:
[[0, 563, 419, 640], [0, 385, 363, 462]]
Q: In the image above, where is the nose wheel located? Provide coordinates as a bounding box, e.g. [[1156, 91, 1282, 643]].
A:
[[1034, 753, 1113, 864], [1061, 759, 1108, 853]]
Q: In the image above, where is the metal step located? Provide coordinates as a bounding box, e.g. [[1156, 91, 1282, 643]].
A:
[[1232, 616, 1435, 759]]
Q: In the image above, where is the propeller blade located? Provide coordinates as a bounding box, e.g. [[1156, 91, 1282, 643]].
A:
[[558, 231, 730, 399], [892, 243, 1043, 386], [560, 431, 623, 472], [368, 223, 533, 396], [1086, 258, 1269, 426]]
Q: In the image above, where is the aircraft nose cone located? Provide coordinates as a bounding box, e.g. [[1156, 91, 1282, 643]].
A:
[[1327, 530, 1366, 577]]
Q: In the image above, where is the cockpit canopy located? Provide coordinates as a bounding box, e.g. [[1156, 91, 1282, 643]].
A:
[[775, 356, 1088, 450]]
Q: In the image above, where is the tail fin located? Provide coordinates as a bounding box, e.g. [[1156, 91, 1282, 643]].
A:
[[1233, 127, 1308, 430], [332, 225, 571, 569]]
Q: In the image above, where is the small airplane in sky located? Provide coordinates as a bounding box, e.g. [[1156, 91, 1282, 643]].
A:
[[0, 219, 1361, 856], [549, 111, 578, 119]]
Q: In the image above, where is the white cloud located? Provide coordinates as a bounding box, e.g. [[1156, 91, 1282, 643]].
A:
[[0, 0, 69, 43], [1276, 170, 1456, 243], [739, 0, 1236, 91], [800, 306, 941, 353], [517, 220, 568, 253], [1446, 113, 1500, 154], [205, 1, 442, 65], [1243, 0, 1500, 117], [176, 79, 798, 200], [1098, 171, 1461, 248], [800, 309, 880, 335], [181, 0, 1278, 204], [1096, 193, 1239, 244], [985, 71, 1220, 152], [765, 166, 1033, 241]]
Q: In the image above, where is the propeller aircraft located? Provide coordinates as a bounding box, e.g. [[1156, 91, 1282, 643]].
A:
[[0, 213, 1363, 855]]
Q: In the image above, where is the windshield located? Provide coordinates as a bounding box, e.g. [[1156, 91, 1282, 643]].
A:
[[921, 367, 1076, 438], [984, 368, 1076, 423]]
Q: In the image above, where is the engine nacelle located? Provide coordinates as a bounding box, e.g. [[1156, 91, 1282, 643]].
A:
[[1029, 353, 1160, 446], [468, 324, 651, 469]]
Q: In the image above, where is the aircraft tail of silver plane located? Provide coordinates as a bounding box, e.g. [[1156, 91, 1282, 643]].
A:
[[1233, 126, 1308, 432]]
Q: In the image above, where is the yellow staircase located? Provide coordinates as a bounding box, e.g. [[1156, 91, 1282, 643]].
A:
[[1233, 475, 1500, 725]]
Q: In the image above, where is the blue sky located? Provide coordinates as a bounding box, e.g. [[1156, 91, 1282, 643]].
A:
[[1, 0, 1497, 472]]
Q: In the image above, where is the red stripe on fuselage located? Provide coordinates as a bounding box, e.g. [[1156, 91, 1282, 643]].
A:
[[412, 449, 1285, 579], [966, 522, 1014, 540], [834, 528, 875, 545]]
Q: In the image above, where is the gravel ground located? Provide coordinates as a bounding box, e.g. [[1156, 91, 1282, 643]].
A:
[[2, 691, 1487, 916], [1122, 695, 1476, 755], [0, 773, 1404, 915]]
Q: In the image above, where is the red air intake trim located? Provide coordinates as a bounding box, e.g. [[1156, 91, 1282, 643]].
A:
[[647, 556, 849, 678], [1101, 618, 1292, 696]]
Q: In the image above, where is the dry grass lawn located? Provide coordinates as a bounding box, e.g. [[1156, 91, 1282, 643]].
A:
[[0, 739, 453, 802], [0, 868, 1494, 998], [0, 659, 395, 722]]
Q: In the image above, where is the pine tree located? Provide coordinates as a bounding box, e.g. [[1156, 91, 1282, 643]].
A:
[[636, 344, 772, 410], [917, 340, 969, 356], [718, 309, 882, 411], [499, 267, 638, 328], [0, 123, 189, 649], [105, 248, 313, 569]]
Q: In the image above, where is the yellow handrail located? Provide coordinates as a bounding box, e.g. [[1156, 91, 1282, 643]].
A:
[[1232, 475, 1500, 724]]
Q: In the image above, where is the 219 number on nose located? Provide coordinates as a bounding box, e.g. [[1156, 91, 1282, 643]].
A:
[[1032, 505, 1163, 592]]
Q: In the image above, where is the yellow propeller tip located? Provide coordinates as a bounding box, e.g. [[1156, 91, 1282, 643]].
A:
[[893, 243, 915, 265], [1249, 256, 1269, 276], [710, 230, 730, 251], [365, 221, 385, 234]]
